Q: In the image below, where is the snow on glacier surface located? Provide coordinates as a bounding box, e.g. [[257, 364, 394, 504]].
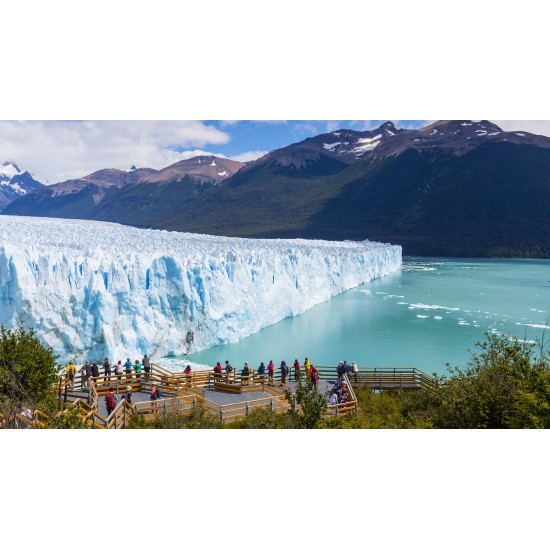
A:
[[0, 216, 402, 362]]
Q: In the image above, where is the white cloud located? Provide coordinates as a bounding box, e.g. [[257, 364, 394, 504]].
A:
[[492, 120, 550, 137], [325, 121, 341, 132], [229, 150, 269, 162], [293, 122, 319, 134], [0, 121, 230, 183]]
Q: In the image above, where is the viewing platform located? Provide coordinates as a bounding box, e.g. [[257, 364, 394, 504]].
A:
[[2, 363, 439, 429]]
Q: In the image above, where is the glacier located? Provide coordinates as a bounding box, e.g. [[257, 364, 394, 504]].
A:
[[0, 215, 401, 362]]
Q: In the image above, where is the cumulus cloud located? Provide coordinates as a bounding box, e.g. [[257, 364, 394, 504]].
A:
[[0, 121, 230, 183]]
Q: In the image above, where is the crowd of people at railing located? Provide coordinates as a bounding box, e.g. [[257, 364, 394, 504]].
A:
[[61, 355, 359, 409], [63, 355, 153, 390], [206, 357, 358, 404]]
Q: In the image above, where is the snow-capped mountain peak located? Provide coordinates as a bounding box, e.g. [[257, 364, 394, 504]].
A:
[[0, 160, 45, 211], [0, 160, 22, 177]]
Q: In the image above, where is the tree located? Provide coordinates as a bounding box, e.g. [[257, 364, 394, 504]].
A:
[[0, 325, 60, 420], [285, 378, 328, 428], [435, 334, 550, 428]]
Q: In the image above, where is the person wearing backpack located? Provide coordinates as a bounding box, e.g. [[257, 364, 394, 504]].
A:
[[66, 361, 77, 389], [280, 361, 289, 385], [105, 388, 117, 416], [225, 360, 233, 375], [79, 361, 92, 390], [103, 357, 111, 381], [241, 363, 251, 385]]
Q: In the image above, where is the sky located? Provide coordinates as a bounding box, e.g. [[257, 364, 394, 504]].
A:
[[1, 119, 549, 184]]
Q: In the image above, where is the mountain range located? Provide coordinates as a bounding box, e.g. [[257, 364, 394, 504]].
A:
[[3, 120, 550, 257]]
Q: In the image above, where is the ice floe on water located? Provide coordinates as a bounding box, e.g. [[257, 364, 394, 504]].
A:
[[408, 303, 460, 311]]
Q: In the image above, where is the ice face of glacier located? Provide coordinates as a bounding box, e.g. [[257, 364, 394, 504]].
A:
[[0, 216, 401, 362]]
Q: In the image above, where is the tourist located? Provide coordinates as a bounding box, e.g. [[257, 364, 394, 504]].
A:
[[213, 362, 223, 381], [105, 388, 117, 416], [337, 361, 344, 378], [280, 361, 289, 385], [184, 364, 193, 386], [329, 393, 338, 406], [66, 360, 76, 390], [124, 357, 133, 379], [339, 384, 349, 403], [79, 360, 92, 390], [225, 360, 233, 375], [15, 403, 34, 428], [143, 354, 151, 378], [311, 366, 320, 390], [134, 359, 142, 379], [91, 361, 100, 378], [304, 357, 311, 372], [103, 357, 111, 380], [267, 360, 275, 383], [115, 360, 124, 377], [342, 360, 350, 377], [258, 362, 266, 379], [351, 362, 359, 383], [294, 359, 301, 381], [241, 363, 251, 385], [150, 383, 161, 412], [122, 386, 132, 404]]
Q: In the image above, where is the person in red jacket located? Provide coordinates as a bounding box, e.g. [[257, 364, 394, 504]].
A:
[[293, 359, 301, 381], [310, 366, 320, 390], [267, 360, 275, 383], [213, 362, 223, 381]]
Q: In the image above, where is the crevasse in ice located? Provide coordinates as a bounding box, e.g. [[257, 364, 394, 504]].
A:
[[0, 216, 402, 361]]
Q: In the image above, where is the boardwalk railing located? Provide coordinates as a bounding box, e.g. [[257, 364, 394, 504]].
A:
[[12, 362, 406, 429]]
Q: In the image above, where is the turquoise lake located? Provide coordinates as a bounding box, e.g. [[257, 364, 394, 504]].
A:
[[180, 258, 550, 375]]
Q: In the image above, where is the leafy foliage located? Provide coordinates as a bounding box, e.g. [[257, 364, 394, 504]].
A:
[[434, 334, 550, 428], [284, 378, 328, 429], [44, 404, 89, 429], [0, 325, 59, 406]]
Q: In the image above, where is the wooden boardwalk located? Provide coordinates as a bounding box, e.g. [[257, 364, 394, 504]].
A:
[[1, 363, 439, 429]]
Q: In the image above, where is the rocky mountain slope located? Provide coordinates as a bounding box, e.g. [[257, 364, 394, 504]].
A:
[[4, 156, 243, 218]]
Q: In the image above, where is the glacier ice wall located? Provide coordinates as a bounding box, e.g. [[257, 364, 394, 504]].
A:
[[0, 216, 401, 361]]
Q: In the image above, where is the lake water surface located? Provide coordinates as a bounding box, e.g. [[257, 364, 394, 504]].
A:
[[179, 258, 550, 375]]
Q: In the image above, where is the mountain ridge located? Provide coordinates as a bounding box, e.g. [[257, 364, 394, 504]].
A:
[[4, 120, 550, 257]]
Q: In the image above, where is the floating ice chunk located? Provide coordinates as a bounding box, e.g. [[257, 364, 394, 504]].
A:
[[408, 303, 460, 311]]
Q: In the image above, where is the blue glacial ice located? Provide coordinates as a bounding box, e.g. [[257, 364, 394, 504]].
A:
[[0, 216, 401, 361]]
